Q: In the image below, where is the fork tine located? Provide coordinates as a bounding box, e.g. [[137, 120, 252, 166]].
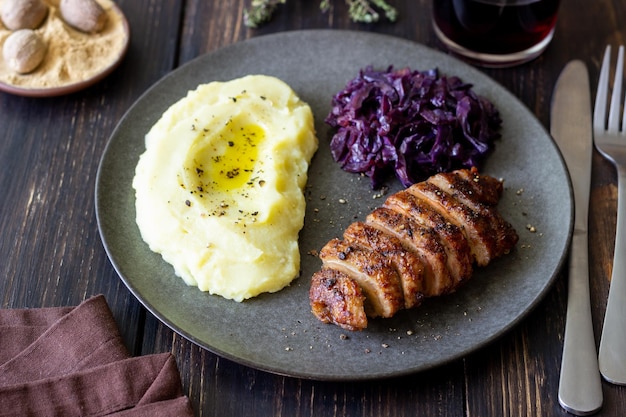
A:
[[621, 46, 626, 132], [595, 46, 611, 133], [609, 46, 624, 133]]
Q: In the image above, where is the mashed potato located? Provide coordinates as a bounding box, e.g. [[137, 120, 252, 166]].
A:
[[133, 75, 318, 301]]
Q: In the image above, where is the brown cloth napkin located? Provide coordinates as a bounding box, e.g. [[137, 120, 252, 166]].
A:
[[0, 295, 194, 417]]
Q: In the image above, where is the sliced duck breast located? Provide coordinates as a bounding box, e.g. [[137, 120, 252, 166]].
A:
[[431, 167, 503, 206], [310, 268, 368, 331], [407, 181, 497, 266], [365, 207, 454, 297], [343, 221, 426, 309], [384, 190, 473, 287], [309, 168, 519, 331], [319, 238, 405, 318], [426, 170, 519, 258]]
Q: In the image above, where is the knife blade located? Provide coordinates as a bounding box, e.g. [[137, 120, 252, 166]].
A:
[[551, 60, 603, 415]]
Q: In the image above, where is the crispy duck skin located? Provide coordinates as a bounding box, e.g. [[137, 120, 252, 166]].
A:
[[410, 170, 518, 266], [310, 268, 367, 331], [343, 221, 425, 309], [407, 181, 498, 267], [384, 190, 473, 287], [426, 169, 519, 259], [318, 238, 405, 318], [366, 207, 454, 297], [430, 168, 503, 206], [309, 168, 518, 331]]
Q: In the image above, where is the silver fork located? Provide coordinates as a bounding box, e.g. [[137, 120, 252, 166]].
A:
[[594, 45, 626, 385]]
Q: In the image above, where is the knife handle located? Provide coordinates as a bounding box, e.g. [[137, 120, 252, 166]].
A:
[[599, 168, 626, 385], [558, 230, 603, 415]]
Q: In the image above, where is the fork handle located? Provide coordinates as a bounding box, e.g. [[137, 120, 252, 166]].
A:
[[599, 166, 626, 385]]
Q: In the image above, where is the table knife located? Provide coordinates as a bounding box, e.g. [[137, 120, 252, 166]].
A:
[[551, 60, 603, 415]]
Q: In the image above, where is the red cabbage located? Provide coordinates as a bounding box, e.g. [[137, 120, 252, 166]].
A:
[[325, 66, 502, 189]]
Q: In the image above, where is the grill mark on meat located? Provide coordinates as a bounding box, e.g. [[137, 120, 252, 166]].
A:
[[319, 238, 404, 318], [365, 207, 454, 297], [343, 221, 425, 309], [426, 170, 519, 257], [310, 268, 367, 331], [427, 173, 500, 220], [384, 190, 473, 287], [407, 181, 496, 266], [438, 167, 503, 207]]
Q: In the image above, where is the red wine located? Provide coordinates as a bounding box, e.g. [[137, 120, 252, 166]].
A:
[[433, 0, 560, 64]]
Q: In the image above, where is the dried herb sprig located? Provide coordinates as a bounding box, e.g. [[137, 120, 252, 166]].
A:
[[243, 0, 287, 29], [244, 0, 397, 28], [331, 0, 397, 23]]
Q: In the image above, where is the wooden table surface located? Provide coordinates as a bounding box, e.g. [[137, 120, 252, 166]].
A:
[[1, 0, 625, 415]]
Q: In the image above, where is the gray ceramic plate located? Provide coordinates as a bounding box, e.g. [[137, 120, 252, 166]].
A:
[[96, 30, 572, 381]]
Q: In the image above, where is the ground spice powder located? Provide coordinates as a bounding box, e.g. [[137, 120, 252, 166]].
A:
[[0, 0, 128, 89]]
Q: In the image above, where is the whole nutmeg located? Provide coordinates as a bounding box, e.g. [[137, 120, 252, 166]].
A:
[[0, 0, 49, 30], [2, 29, 47, 74], [60, 0, 108, 33]]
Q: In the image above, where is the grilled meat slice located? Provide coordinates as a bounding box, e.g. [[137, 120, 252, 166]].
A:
[[365, 207, 454, 297], [408, 181, 499, 267], [319, 238, 405, 318], [310, 268, 368, 331], [384, 190, 473, 287], [343, 221, 425, 309], [434, 167, 503, 206], [425, 169, 519, 260]]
